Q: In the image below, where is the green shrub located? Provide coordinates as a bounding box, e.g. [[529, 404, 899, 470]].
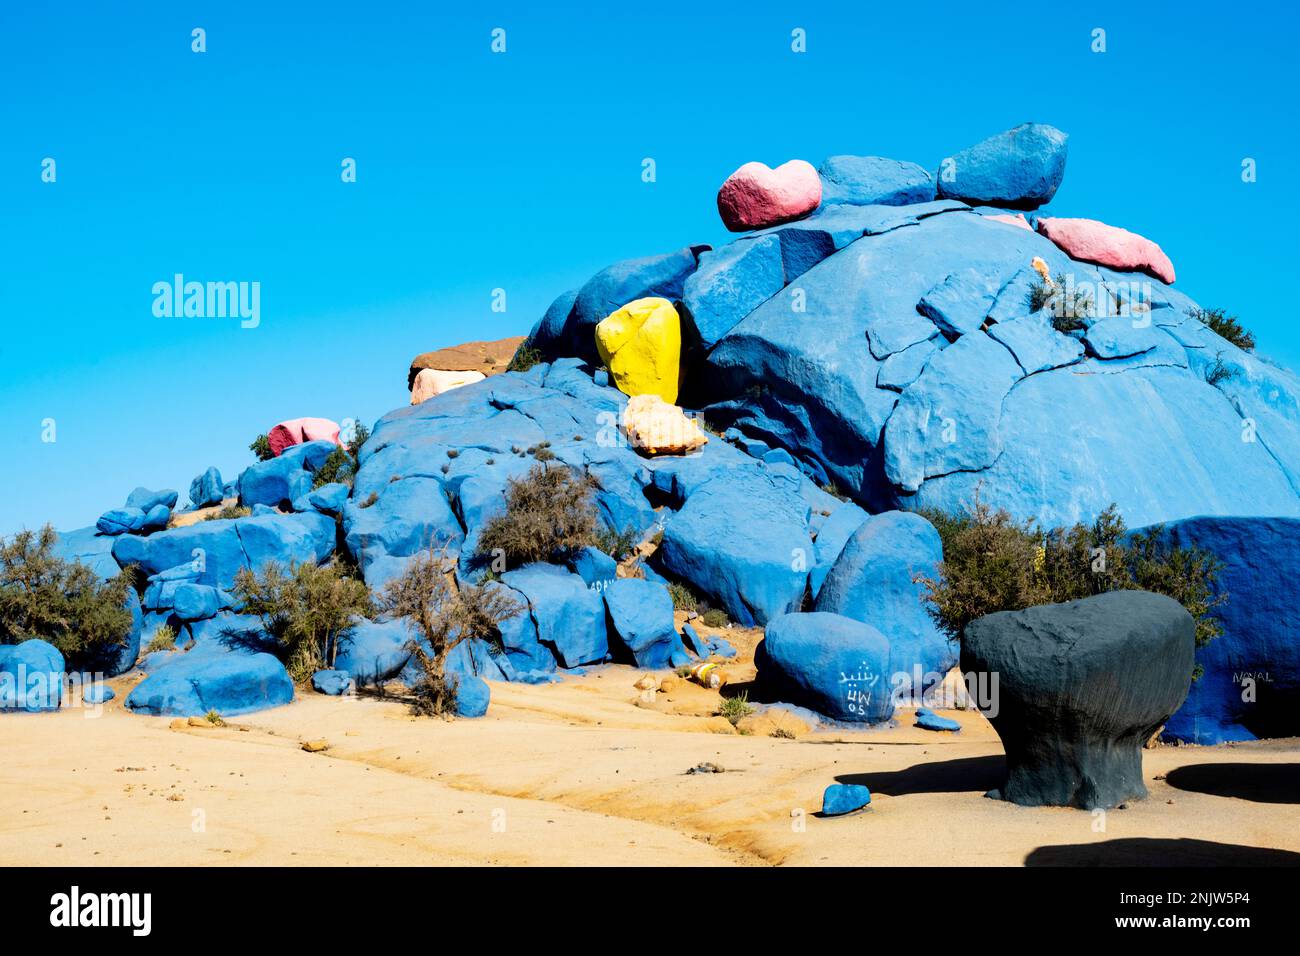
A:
[[1204, 352, 1237, 388], [313, 420, 369, 489], [250, 434, 274, 462], [475, 463, 599, 569], [144, 624, 177, 655], [1028, 273, 1092, 332], [699, 608, 729, 629], [718, 692, 755, 726], [381, 546, 523, 716], [0, 525, 136, 659], [594, 524, 639, 561], [204, 503, 251, 521], [668, 581, 699, 612], [232, 559, 373, 683], [916, 498, 1226, 656], [507, 341, 543, 373], [1189, 307, 1255, 352]]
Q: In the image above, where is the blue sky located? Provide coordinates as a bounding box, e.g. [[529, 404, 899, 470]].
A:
[[2, 1, 1297, 535]]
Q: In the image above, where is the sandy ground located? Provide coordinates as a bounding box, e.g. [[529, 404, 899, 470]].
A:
[[4, 627, 1298, 867]]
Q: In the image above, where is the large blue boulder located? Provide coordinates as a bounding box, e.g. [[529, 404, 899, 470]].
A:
[[544, 246, 704, 364], [681, 235, 786, 350], [818, 155, 935, 207], [809, 500, 869, 600], [342, 476, 463, 589], [113, 511, 336, 590], [52, 526, 120, 581], [189, 466, 225, 508], [142, 503, 171, 532], [658, 469, 811, 627], [335, 617, 415, 685], [125, 487, 179, 513], [96, 507, 146, 536], [0, 639, 64, 712], [125, 646, 294, 717], [171, 583, 224, 622], [238, 456, 314, 508], [1141, 516, 1300, 745], [450, 672, 491, 718], [936, 123, 1068, 209], [756, 612, 894, 723], [312, 669, 355, 696], [603, 578, 687, 669], [500, 563, 606, 668], [814, 511, 953, 696]]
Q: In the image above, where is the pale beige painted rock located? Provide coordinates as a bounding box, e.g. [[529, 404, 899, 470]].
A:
[[410, 368, 487, 404], [621, 393, 708, 456]]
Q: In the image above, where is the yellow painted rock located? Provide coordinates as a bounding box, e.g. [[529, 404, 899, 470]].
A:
[[594, 296, 681, 403]]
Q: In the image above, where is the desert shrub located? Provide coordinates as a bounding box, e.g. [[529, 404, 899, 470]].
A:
[[313, 420, 370, 489], [917, 498, 1226, 655], [1204, 352, 1237, 388], [475, 463, 598, 569], [507, 341, 543, 373], [380, 546, 523, 716], [699, 608, 729, 629], [232, 559, 373, 683], [359, 491, 379, 509], [668, 581, 699, 612], [0, 525, 136, 659], [718, 692, 755, 726], [1028, 273, 1092, 332], [250, 434, 274, 462], [204, 503, 251, 521], [144, 624, 177, 655], [1189, 307, 1255, 352], [204, 709, 225, 726], [821, 482, 848, 502], [594, 524, 639, 561]]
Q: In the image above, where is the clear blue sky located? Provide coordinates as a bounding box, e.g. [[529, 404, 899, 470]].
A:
[[2, 1, 1297, 535]]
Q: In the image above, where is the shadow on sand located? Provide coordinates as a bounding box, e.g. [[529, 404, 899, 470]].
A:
[[836, 755, 1005, 796], [1164, 763, 1300, 804], [1026, 838, 1300, 867]]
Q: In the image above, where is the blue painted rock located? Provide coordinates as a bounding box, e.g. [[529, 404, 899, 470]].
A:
[[681, 235, 786, 350], [451, 672, 491, 718], [936, 123, 1068, 209], [818, 155, 935, 207], [567, 546, 618, 593], [189, 466, 225, 508], [125, 487, 179, 512], [171, 583, 223, 622], [96, 507, 146, 536], [658, 469, 811, 627], [142, 503, 171, 532], [52, 526, 120, 581], [809, 500, 869, 600], [1141, 516, 1300, 745], [312, 669, 355, 696], [0, 639, 64, 712], [681, 621, 710, 657], [603, 578, 687, 669], [962, 591, 1194, 809], [238, 455, 315, 508], [501, 563, 605, 669], [306, 481, 350, 516], [342, 477, 463, 589], [915, 708, 960, 732], [125, 647, 294, 717], [821, 783, 872, 816], [82, 683, 115, 705], [756, 612, 894, 723], [814, 511, 953, 696], [336, 618, 416, 686]]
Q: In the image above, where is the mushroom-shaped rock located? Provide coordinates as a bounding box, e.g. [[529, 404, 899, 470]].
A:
[[594, 296, 682, 403], [406, 336, 524, 390], [936, 123, 1068, 209], [755, 612, 894, 723], [267, 417, 341, 458], [962, 590, 1195, 810], [410, 367, 488, 404], [622, 394, 708, 456], [717, 160, 821, 232], [1036, 216, 1175, 284]]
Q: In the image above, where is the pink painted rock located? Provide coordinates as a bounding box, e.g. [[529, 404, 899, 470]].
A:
[[716, 160, 821, 232], [268, 417, 341, 457], [984, 212, 1032, 231], [1036, 217, 1176, 284]]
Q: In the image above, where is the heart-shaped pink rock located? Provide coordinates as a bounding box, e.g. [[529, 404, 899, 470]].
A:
[[716, 160, 821, 232], [1037, 216, 1176, 284]]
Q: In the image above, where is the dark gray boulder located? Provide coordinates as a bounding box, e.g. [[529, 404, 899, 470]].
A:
[[962, 591, 1195, 810]]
